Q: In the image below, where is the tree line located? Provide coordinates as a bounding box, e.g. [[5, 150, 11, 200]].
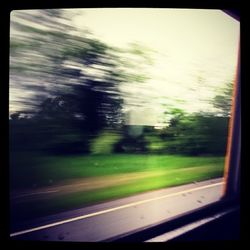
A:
[[9, 9, 233, 157]]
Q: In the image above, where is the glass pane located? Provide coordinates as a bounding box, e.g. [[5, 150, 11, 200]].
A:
[[9, 8, 240, 241]]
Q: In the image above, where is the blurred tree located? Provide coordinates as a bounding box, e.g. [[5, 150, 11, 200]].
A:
[[10, 112, 21, 121], [160, 109, 229, 156], [10, 9, 153, 155], [212, 81, 234, 117]]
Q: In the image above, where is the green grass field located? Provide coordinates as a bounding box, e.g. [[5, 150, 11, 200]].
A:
[[10, 153, 225, 188], [10, 153, 225, 224]]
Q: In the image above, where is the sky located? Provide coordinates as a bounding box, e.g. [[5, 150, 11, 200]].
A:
[[71, 8, 240, 126], [10, 8, 240, 126]]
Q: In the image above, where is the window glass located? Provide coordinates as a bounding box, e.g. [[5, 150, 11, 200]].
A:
[[10, 9, 240, 241]]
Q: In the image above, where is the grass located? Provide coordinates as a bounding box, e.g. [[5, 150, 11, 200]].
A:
[[10, 153, 225, 225], [10, 153, 225, 189]]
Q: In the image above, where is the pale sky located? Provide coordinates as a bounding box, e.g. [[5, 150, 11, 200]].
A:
[[71, 8, 240, 126], [10, 9, 240, 126]]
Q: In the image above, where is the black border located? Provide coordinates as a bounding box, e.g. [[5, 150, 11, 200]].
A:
[[0, 0, 243, 10], [1, 0, 242, 249]]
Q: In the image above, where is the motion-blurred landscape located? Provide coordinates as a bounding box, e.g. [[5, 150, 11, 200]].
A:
[[9, 9, 239, 228]]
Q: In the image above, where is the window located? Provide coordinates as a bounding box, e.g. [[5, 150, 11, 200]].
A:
[[9, 8, 240, 242]]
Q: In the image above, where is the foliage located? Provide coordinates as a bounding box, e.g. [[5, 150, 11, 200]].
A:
[[161, 111, 229, 155], [212, 81, 234, 117], [10, 10, 153, 155]]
